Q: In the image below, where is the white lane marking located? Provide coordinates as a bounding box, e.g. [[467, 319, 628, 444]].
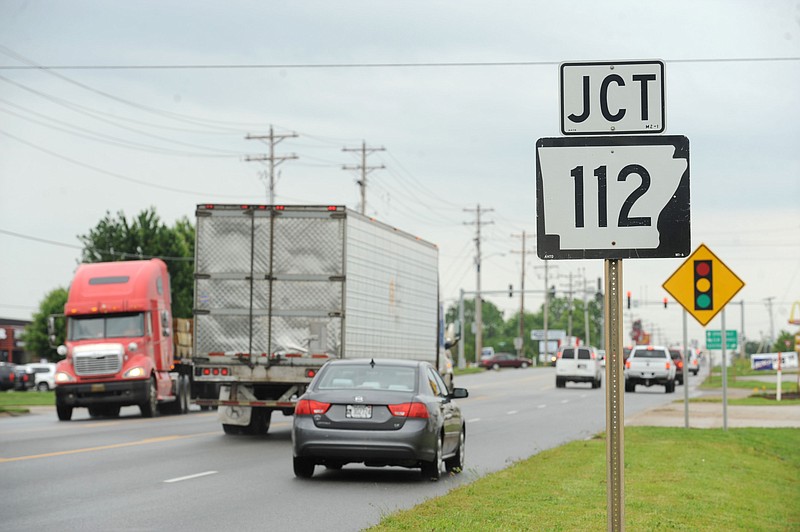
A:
[[537, 404, 547, 409], [164, 471, 218, 484], [468, 418, 481, 423], [561, 399, 569, 404], [580, 394, 588, 399], [507, 410, 518, 415]]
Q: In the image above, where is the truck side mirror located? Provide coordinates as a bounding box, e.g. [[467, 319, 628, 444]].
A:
[[161, 311, 171, 337]]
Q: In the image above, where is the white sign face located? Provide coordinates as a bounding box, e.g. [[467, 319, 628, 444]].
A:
[[560, 60, 665, 135], [536, 136, 690, 260]]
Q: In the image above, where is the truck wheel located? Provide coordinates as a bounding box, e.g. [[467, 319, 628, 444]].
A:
[[556, 377, 565, 388], [293, 456, 315, 478], [56, 401, 73, 421], [625, 382, 635, 393], [244, 408, 272, 435], [222, 424, 244, 435], [139, 377, 158, 418], [180, 375, 190, 414]]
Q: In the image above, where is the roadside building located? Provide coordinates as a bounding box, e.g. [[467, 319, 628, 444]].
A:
[[0, 318, 31, 364]]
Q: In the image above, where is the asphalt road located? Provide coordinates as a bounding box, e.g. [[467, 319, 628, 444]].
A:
[[1, 367, 698, 531]]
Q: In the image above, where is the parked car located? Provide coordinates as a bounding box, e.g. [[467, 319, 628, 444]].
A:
[[480, 352, 533, 370], [26, 362, 57, 391], [668, 348, 686, 385], [0, 362, 17, 391], [292, 358, 468, 480], [555, 346, 603, 388], [624, 345, 676, 393], [14, 366, 36, 391]]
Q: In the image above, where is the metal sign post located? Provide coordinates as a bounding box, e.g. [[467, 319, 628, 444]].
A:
[[721, 309, 728, 431], [604, 259, 624, 531]]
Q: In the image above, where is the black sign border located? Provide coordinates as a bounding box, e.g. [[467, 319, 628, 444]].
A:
[[536, 135, 690, 260]]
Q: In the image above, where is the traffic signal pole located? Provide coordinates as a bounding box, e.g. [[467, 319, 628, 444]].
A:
[[604, 259, 624, 531]]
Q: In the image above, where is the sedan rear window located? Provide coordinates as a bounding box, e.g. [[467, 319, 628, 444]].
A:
[[317, 365, 417, 392]]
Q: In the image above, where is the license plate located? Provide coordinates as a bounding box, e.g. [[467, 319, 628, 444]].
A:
[[346, 404, 372, 419], [91, 384, 106, 392]]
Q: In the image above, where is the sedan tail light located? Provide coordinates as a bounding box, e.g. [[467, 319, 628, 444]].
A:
[[387, 402, 429, 419], [295, 399, 330, 415]]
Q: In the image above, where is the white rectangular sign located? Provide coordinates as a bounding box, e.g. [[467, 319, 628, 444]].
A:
[[561, 60, 665, 135], [536, 136, 690, 260]]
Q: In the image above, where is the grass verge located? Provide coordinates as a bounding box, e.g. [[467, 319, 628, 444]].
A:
[[370, 427, 800, 531], [0, 390, 54, 414]]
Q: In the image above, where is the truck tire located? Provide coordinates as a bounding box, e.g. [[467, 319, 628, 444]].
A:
[[625, 381, 635, 393], [244, 408, 272, 435], [139, 377, 158, 418], [180, 375, 190, 414], [222, 424, 244, 435], [56, 401, 73, 421]]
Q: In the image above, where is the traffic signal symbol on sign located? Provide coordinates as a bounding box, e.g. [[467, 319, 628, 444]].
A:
[[694, 260, 713, 310], [662, 243, 744, 327]]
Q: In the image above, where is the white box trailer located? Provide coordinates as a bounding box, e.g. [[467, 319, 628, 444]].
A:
[[192, 204, 440, 434]]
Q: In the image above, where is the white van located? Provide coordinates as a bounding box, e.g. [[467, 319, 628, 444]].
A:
[[26, 362, 56, 391], [555, 346, 603, 389]]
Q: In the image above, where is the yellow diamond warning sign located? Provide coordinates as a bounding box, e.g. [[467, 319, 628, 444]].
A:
[[662, 243, 745, 326]]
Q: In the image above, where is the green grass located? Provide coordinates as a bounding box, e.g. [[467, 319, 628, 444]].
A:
[[0, 390, 54, 413], [371, 427, 800, 531], [453, 367, 485, 377]]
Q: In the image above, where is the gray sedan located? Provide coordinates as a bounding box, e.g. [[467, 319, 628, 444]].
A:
[[292, 358, 468, 480]]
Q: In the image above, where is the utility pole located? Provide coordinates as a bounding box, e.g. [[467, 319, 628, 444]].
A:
[[765, 297, 775, 347], [464, 204, 494, 364], [342, 141, 385, 215], [245, 126, 298, 203], [511, 231, 536, 358]]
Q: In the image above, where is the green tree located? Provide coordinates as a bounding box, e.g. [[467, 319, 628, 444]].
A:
[[772, 330, 796, 353], [78, 208, 195, 317], [21, 287, 68, 361]]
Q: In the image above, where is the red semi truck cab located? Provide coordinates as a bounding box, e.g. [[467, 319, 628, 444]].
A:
[[54, 259, 188, 420]]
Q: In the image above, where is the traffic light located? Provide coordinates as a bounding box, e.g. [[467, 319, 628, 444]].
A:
[[663, 297, 668, 309], [694, 260, 713, 310], [626, 291, 631, 310]]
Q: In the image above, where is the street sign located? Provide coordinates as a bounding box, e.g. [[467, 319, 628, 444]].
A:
[[560, 60, 665, 135], [536, 135, 690, 260], [662, 243, 745, 326], [706, 330, 738, 350], [530, 329, 566, 341]]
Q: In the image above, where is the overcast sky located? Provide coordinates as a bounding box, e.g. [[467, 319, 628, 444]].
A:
[[1, 1, 798, 351]]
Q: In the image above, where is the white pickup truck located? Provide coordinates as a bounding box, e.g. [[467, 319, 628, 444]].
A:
[[624, 345, 676, 393]]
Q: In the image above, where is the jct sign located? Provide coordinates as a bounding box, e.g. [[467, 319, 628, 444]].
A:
[[560, 60, 665, 135]]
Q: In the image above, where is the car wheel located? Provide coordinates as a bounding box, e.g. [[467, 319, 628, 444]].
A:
[[37, 382, 50, 392], [56, 401, 73, 421], [492, 363, 500, 371], [139, 377, 158, 418], [293, 456, 315, 479], [445, 426, 466, 473], [521, 362, 529, 369], [421, 434, 443, 481]]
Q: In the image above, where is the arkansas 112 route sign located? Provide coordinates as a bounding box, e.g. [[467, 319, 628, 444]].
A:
[[536, 135, 690, 260]]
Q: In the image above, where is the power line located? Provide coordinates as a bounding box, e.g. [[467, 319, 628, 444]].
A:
[[1, 57, 798, 70], [0, 228, 194, 261]]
